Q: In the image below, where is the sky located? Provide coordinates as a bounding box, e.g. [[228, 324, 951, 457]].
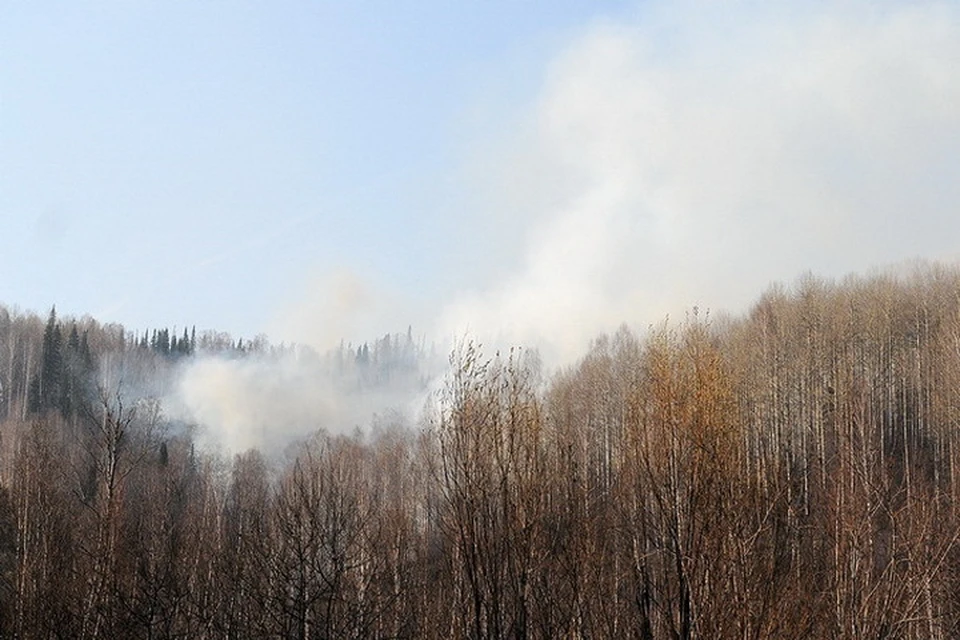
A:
[[4, 1, 960, 366]]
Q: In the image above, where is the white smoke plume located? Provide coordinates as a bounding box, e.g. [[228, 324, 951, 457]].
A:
[[270, 269, 393, 352], [172, 1, 960, 454], [175, 353, 336, 455], [170, 344, 436, 457], [164, 269, 438, 457], [439, 1, 960, 365]]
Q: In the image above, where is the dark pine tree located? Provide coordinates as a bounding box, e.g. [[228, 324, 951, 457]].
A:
[[29, 307, 64, 413]]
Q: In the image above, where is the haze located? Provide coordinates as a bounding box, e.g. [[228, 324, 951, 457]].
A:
[[4, 1, 960, 367]]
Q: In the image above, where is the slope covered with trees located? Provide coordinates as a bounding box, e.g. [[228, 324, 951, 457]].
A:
[[3, 263, 960, 637]]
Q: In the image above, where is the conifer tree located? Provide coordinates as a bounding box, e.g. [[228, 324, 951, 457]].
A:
[[28, 307, 64, 413]]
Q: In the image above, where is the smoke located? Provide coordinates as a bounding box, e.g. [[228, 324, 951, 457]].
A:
[[438, 0, 960, 365], [170, 345, 435, 456], [168, 268, 440, 455], [270, 269, 386, 352], [167, 269, 439, 456], [171, 0, 960, 454], [174, 353, 335, 455]]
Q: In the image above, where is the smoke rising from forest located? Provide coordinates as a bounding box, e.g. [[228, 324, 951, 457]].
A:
[[172, 1, 960, 454], [165, 274, 436, 456], [7, 2, 960, 633], [169, 336, 439, 456], [175, 354, 338, 455], [438, 1, 960, 364]]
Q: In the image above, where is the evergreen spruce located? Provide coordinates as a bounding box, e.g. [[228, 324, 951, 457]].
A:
[[29, 306, 64, 413]]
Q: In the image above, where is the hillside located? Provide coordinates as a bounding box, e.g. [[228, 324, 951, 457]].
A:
[[2, 263, 960, 637]]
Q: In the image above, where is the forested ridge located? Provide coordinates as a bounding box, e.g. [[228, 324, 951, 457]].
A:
[[4, 263, 960, 637]]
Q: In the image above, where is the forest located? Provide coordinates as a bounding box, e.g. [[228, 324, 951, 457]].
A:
[[3, 262, 960, 638]]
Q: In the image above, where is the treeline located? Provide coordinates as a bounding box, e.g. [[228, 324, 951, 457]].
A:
[[0, 307, 235, 424], [4, 264, 960, 637], [0, 306, 432, 427], [330, 327, 436, 391]]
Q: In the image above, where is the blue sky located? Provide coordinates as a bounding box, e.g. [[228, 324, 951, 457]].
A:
[[4, 1, 960, 361], [2, 1, 631, 338]]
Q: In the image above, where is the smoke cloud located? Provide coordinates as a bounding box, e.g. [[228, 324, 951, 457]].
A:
[[172, 1, 960, 454], [168, 270, 437, 456], [175, 353, 336, 455], [171, 345, 436, 456], [439, 1, 960, 365], [270, 269, 385, 352]]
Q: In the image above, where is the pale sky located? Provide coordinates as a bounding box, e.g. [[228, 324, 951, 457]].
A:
[[1, 2, 621, 334], [4, 1, 960, 362]]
